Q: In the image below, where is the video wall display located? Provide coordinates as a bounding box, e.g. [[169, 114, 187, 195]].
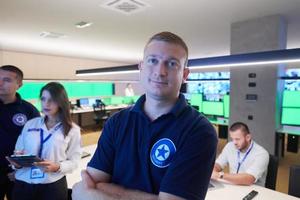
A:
[[285, 69, 300, 91], [281, 69, 300, 126], [19, 81, 114, 100], [186, 69, 300, 125], [187, 72, 230, 101]]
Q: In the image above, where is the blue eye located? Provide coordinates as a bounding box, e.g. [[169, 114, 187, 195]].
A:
[[166, 60, 179, 69], [146, 58, 158, 65], [3, 78, 12, 82]]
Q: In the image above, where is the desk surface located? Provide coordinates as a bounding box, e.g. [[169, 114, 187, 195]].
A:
[[206, 181, 299, 200], [277, 126, 300, 136], [71, 104, 129, 114], [67, 145, 298, 200], [209, 118, 229, 126]]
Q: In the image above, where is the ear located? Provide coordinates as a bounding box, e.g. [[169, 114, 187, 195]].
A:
[[17, 80, 23, 89], [182, 67, 190, 83], [138, 61, 143, 71], [246, 133, 251, 142]]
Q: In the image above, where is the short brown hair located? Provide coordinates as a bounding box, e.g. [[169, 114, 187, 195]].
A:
[[230, 122, 250, 135], [0, 65, 24, 81], [145, 31, 189, 65]]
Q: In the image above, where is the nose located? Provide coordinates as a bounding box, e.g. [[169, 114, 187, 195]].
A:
[[154, 62, 168, 76]]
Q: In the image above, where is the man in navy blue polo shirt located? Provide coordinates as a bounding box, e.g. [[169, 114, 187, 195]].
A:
[[72, 32, 218, 200], [0, 65, 40, 200]]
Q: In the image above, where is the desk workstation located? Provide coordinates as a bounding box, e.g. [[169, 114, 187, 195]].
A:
[[276, 126, 300, 157], [67, 145, 299, 200], [71, 104, 129, 127]]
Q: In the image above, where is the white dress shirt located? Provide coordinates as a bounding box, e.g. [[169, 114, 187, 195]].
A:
[[14, 117, 82, 184]]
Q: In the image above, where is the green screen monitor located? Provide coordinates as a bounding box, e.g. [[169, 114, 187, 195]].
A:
[[223, 95, 230, 118], [123, 97, 134, 105], [202, 101, 224, 116], [110, 96, 124, 105], [281, 108, 300, 126], [18, 81, 114, 100], [132, 95, 140, 103], [190, 94, 202, 112], [282, 91, 300, 108], [18, 82, 46, 99], [101, 97, 111, 105], [33, 101, 42, 112]]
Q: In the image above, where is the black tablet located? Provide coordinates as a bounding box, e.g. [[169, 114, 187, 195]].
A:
[[9, 155, 43, 167]]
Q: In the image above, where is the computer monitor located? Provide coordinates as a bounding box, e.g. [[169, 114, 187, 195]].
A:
[[223, 95, 230, 118], [187, 72, 230, 96], [88, 98, 97, 107], [282, 91, 300, 107], [79, 98, 89, 107], [132, 96, 140, 103], [190, 94, 202, 112], [281, 108, 300, 126], [110, 96, 124, 105], [202, 101, 224, 116], [123, 97, 134, 105]]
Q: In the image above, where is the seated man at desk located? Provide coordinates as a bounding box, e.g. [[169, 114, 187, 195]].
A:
[[211, 122, 269, 186]]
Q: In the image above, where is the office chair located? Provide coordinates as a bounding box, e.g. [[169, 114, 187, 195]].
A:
[[265, 154, 279, 190], [288, 165, 300, 198], [93, 99, 110, 128]]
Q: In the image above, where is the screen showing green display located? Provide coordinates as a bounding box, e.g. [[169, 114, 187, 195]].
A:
[[110, 96, 124, 105], [190, 94, 202, 112], [282, 91, 300, 108], [202, 101, 224, 116], [223, 95, 230, 118], [18, 81, 114, 100], [281, 108, 300, 126]]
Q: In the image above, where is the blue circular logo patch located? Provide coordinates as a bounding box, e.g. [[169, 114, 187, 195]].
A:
[[12, 113, 27, 126], [150, 138, 176, 168]]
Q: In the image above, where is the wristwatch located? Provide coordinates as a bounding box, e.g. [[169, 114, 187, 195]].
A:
[[219, 171, 224, 179]]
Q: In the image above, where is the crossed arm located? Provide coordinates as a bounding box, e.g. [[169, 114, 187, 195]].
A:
[[211, 163, 255, 186], [72, 167, 185, 200]]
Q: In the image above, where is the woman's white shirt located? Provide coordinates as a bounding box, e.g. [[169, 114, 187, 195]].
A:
[[14, 117, 82, 184]]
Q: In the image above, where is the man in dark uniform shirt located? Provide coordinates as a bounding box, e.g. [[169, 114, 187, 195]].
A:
[[72, 32, 218, 200], [0, 65, 40, 200]]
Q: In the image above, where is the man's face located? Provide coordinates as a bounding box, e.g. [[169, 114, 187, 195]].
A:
[[139, 40, 189, 101], [229, 129, 251, 151], [0, 69, 22, 97]]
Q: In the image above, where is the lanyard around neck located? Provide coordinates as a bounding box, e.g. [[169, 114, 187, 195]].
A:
[[38, 123, 62, 158], [236, 142, 254, 174]]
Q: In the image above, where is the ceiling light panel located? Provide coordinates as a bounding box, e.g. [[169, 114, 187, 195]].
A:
[[100, 0, 150, 15], [75, 21, 93, 29], [40, 31, 66, 39]]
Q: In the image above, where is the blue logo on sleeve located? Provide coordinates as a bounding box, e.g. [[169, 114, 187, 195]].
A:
[[150, 138, 176, 168], [12, 113, 27, 126]]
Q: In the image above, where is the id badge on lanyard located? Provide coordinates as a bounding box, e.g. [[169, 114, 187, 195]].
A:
[[30, 123, 61, 179]]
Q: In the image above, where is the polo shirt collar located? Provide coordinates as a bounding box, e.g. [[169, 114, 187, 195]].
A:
[[131, 93, 187, 118], [15, 93, 23, 104], [0, 93, 22, 105]]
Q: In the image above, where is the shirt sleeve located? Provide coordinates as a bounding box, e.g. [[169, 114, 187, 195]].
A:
[[160, 121, 218, 200], [58, 125, 82, 174], [87, 117, 116, 175], [245, 150, 269, 182], [215, 143, 230, 169]]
